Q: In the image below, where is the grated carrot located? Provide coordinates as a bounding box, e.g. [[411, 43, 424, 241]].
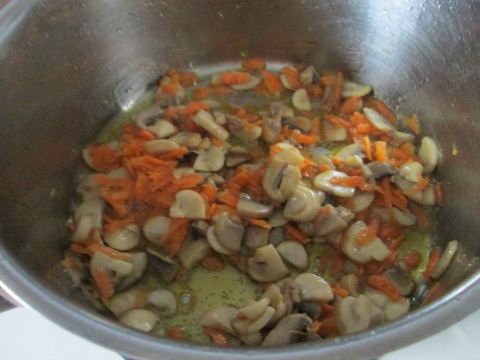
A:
[[168, 326, 186, 340], [364, 136, 372, 161], [422, 246, 442, 280], [367, 275, 400, 302], [241, 59, 266, 72], [91, 268, 114, 305], [284, 223, 310, 244], [281, 66, 302, 90], [221, 71, 250, 85], [177, 101, 209, 116], [375, 141, 388, 162], [261, 71, 284, 96], [202, 326, 231, 346], [403, 249, 422, 269], [355, 222, 379, 246], [244, 218, 272, 229], [87, 144, 122, 173], [338, 96, 360, 115], [159, 218, 191, 256]]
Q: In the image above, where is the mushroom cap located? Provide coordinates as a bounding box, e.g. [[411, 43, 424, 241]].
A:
[[247, 244, 290, 283], [262, 314, 312, 346], [291, 273, 333, 302]]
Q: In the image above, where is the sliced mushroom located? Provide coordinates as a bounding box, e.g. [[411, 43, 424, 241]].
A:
[[107, 286, 148, 318], [170, 190, 206, 219], [244, 225, 270, 251], [270, 102, 295, 118], [281, 116, 312, 134], [284, 185, 322, 222], [226, 147, 251, 168], [370, 303, 386, 327], [295, 301, 323, 321], [214, 110, 227, 125], [313, 170, 355, 198], [393, 207, 416, 226], [298, 222, 315, 236], [193, 146, 225, 172], [105, 224, 141, 251], [262, 116, 282, 143], [342, 221, 391, 264], [72, 215, 95, 244], [313, 205, 354, 236], [382, 265, 414, 296], [147, 289, 177, 318], [393, 172, 436, 205], [322, 121, 347, 142], [363, 107, 395, 132], [145, 139, 180, 154], [236, 196, 274, 219], [238, 298, 270, 320], [231, 75, 261, 90], [135, 104, 164, 129], [90, 251, 133, 289], [169, 132, 202, 148], [107, 166, 130, 179], [339, 274, 360, 297], [119, 309, 158, 332], [238, 332, 263, 346], [199, 305, 239, 335], [291, 273, 333, 302], [232, 306, 275, 336], [263, 314, 312, 346], [230, 125, 263, 142], [336, 295, 372, 335], [193, 110, 230, 141], [268, 208, 289, 227], [148, 120, 178, 139], [276, 241, 308, 270], [271, 144, 304, 165], [419, 136, 439, 174], [280, 66, 301, 90], [179, 237, 210, 270], [117, 252, 148, 291], [207, 211, 244, 254], [366, 161, 398, 179], [292, 88, 311, 111], [263, 158, 302, 203], [341, 81, 372, 98], [76, 175, 101, 201], [350, 192, 375, 213], [399, 162, 424, 182], [431, 240, 458, 280], [268, 226, 286, 247], [248, 244, 290, 283], [364, 286, 410, 321], [74, 197, 105, 228], [143, 216, 171, 243], [393, 130, 415, 142], [335, 144, 366, 160], [300, 65, 320, 86]]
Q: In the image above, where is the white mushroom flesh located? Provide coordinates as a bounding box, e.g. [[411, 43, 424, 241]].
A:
[[341, 81, 373, 98], [284, 185, 321, 222], [313, 170, 355, 198], [193, 146, 225, 172], [170, 190, 206, 219], [292, 88, 311, 111], [419, 136, 439, 174], [147, 289, 177, 318], [193, 110, 229, 141], [104, 224, 141, 251], [431, 240, 458, 280], [119, 309, 158, 332]]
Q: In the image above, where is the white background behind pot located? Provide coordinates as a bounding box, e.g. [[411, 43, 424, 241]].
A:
[[0, 307, 479, 360]]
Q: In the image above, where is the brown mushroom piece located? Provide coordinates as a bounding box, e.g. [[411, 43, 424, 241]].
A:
[[232, 305, 275, 336], [270, 102, 295, 118], [236, 195, 274, 219], [313, 205, 354, 236], [268, 208, 289, 228], [226, 146, 251, 168], [281, 116, 312, 133], [247, 244, 290, 283], [366, 161, 398, 179], [193, 146, 225, 172], [382, 265, 415, 296], [262, 314, 313, 346], [295, 301, 323, 321], [116, 252, 148, 291], [262, 116, 282, 143], [322, 120, 347, 142], [291, 273, 333, 303], [90, 251, 133, 289], [284, 185, 321, 222], [135, 104, 164, 129], [262, 158, 302, 203], [244, 225, 270, 251], [268, 226, 286, 247], [364, 286, 411, 321], [199, 305, 239, 335], [119, 309, 158, 333], [193, 110, 229, 141], [276, 241, 308, 270], [336, 295, 372, 335], [339, 273, 360, 297], [146, 249, 178, 284]]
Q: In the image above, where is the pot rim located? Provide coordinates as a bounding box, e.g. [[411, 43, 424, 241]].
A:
[[0, 245, 479, 360]]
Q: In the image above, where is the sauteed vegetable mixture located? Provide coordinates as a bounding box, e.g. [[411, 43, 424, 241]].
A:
[[64, 60, 457, 345]]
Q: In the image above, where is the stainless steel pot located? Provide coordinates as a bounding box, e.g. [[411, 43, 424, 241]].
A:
[[0, 0, 479, 359]]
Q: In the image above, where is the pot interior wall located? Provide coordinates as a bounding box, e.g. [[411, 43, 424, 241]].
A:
[[0, 0, 479, 356]]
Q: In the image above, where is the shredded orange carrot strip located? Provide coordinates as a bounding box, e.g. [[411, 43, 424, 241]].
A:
[[423, 246, 442, 280], [330, 256, 345, 276], [284, 223, 310, 244], [367, 275, 400, 302], [202, 255, 225, 271], [88, 144, 122, 173], [403, 249, 422, 269], [261, 71, 285, 96], [315, 316, 338, 337], [160, 218, 191, 256], [177, 101, 209, 116], [281, 66, 302, 90], [168, 326, 186, 340], [422, 282, 443, 305], [241, 59, 266, 72], [375, 141, 388, 162], [409, 203, 430, 229], [338, 96, 360, 115], [364, 136, 372, 161], [244, 218, 272, 229], [91, 268, 114, 305], [221, 71, 250, 85], [290, 129, 319, 145], [202, 326, 231, 346], [177, 71, 199, 86], [403, 175, 430, 196], [355, 222, 379, 246], [332, 285, 349, 298], [404, 114, 420, 134]]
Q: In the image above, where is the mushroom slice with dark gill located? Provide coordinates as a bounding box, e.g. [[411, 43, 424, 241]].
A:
[[262, 314, 312, 346]]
